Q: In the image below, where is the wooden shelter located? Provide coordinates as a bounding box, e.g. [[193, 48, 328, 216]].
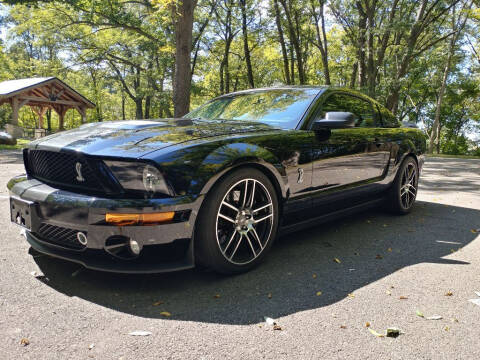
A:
[[0, 77, 95, 137]]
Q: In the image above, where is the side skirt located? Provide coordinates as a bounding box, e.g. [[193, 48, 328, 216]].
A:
[[279, 197, 384, 236]]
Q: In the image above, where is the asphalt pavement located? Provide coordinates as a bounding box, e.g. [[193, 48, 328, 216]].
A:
[[0, 152, 479, 360]]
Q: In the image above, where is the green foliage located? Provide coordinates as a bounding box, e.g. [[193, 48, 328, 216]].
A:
[[0, 0, 478, 155]]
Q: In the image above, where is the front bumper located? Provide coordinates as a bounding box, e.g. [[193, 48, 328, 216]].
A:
[[8, 175, 202, 273]]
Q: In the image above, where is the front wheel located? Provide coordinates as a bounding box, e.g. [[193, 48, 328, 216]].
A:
[[386, 156, 419, 214], [195, 168, 279, 274]]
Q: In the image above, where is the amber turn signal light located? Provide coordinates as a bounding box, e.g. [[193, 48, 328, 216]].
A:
[[105, 212, 175, 226]]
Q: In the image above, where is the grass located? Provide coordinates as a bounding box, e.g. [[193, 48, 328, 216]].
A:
[[0, 138, 31, 151], [427, 153, 480, 160]]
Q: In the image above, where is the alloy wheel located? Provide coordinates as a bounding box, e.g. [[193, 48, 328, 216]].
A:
[[215, 178, 274, 265], [400, 162, 417, 209]]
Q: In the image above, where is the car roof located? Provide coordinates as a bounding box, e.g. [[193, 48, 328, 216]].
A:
[[216, 86, 375, 99], [217, 86, 327, 97]]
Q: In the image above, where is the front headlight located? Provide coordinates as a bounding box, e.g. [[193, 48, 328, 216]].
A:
[[104, 160, 173, 197]]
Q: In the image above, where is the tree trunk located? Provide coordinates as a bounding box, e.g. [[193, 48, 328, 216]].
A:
[[350, 62, 358, 88], [240, 0, 254, 88], [225, 38, 231, 94], [356, 2, 367, 89], [428, 2, 471, 153], [273, 0, 291, 84], [121, 91, 126, 120], [135, 98, 143, 119], [311, 0, 330, 85], [279, 0, 305, 84], [145, 95, 151, 119], [173, 0, 196, 117], [46, 109, 52, 132]]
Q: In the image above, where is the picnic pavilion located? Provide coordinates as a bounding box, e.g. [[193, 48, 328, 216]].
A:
[[0, 77, 95, 138]]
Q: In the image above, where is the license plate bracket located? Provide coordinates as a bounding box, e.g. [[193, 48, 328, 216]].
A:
[[10, 197, 34, 230]]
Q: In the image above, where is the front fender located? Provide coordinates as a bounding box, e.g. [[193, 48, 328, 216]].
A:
[[191, 143, 287, 198]]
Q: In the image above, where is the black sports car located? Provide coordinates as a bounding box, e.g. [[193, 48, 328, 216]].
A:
[[8, 86, 426, 274]]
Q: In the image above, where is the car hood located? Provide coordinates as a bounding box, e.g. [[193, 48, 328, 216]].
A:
[[29, 118, 278, 158]]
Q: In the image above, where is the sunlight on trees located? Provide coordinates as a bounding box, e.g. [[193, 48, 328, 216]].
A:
[[0, 0, 478, 155]]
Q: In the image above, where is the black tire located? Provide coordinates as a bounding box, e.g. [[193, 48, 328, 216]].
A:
[[386, 156, 419, 214], [195, 167, 279, 274]]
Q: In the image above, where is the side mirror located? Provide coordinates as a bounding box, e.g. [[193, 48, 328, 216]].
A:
[[312, 112, 356, 130]]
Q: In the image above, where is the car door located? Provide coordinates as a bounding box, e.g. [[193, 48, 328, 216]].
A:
[[308, 91, 390, 211]]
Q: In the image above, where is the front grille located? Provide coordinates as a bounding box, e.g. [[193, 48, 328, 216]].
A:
[[27, 150, 103, 192], [34, 223, 86, 250]]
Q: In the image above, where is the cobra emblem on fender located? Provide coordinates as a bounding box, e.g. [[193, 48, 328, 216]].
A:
[[75, 162, 85, 182]]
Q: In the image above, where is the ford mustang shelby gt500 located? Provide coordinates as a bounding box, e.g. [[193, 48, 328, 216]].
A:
[[8, 86, 425, 274]]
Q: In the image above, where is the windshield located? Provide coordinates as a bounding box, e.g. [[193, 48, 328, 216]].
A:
[[184, 89, 320, 129]]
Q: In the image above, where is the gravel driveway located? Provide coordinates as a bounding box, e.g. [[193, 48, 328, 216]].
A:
[[1, 153, 479, 360]]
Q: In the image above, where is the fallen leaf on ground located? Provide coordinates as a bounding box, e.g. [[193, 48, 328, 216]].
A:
[[387, 248, 392, 252], [128, 331, 152, 336], [267, 293, 272, 299], [213, 294, 221, 299], [333, 258, 341, 264], [399, 296, 408, 300], [386, 290, 392, 296], [445, 291, 453, 296], [20, 338, 29, 346], [264, 317, 282, 330], [375, 254, 383, 259], [312, 273, 317, 279], [152, 301, 163, 306], [386, 327, 402, 338], [368, 328, 385, 337], [416, 310, 424, 318], [160, 311, 171, 317], [444, 326, 450, 331], [471, 229, 478, 233], [365, 322, 370, 328], [450, 249, 456, 253], [347, 293, 355, 298], [316, 291, 322, 296], [468, 298, 480, 306], [88, 344, 94, 350], [264, 317, 275, 326], [340, 325, 347, 329]]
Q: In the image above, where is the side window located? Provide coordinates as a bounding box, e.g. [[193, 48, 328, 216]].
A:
[[316, 93, 377, 128]]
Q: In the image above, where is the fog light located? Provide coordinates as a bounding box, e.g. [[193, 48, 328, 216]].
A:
[[129, 239, 141, 255], [77, 232, 88, 246]]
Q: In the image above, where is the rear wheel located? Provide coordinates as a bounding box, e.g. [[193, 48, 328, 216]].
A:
[[195, 168, 279, 274], [386, 156, 419, 214]]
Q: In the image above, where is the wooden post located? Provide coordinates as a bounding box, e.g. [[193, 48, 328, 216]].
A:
[[58, 106, 68, 130], [32, 106, 48, 129], [11, 97, 19, 125], [76, 106, 87, 123], [38, 107, 46, 128], [59, 112, 65, 130]]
